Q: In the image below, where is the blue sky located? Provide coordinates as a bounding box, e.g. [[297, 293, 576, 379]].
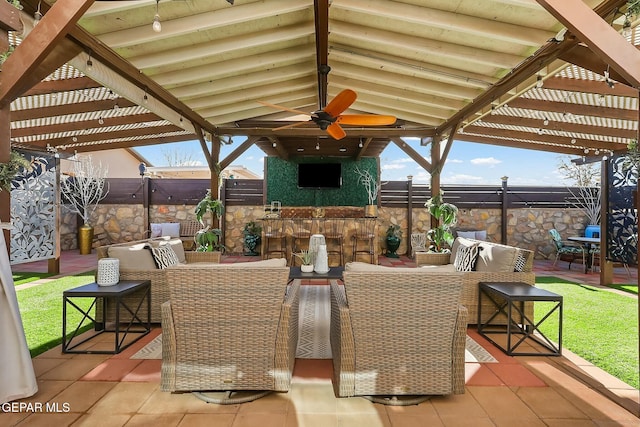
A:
[[134, 137, 570, 186]]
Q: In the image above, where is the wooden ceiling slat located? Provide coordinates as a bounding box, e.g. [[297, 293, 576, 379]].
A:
[[10, 112, 161, 138], [35, 124, 185, 148], [507, 97, 637, 120], [11, 98, 137, 121]]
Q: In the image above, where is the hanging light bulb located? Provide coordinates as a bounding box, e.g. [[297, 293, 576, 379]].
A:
[[315, 141, 320, 150], [34, 1, 42, 24], [86, 52, 93, 72], [623, 17, 633, 38], [152, 0, 162, 33], [535, 75, 544, 88], [537, 128, 543, 135], [272, 141, 277, 148], [543, 118, 549, 126], [143, 91, 149, 104], [584, 148, 589, 154], [358, 138, 363, 148], [98, 117, 104, 125], [570, 138, 577, 144]]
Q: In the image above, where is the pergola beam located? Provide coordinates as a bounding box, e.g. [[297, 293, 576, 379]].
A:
[[536, 0, 640, 88], [0, 0, 93, 109], [390, 137, 432, 173], [220, 136, 261, 171]]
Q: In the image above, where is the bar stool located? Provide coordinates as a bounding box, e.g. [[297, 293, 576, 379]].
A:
[[351, 217, 377, 264], [324, 218, 345, 266], [262, 218, 287, 260], [289, 217, 316, 266]]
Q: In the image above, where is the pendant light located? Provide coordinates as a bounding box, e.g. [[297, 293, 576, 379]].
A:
[[152, 0, 161, 33]]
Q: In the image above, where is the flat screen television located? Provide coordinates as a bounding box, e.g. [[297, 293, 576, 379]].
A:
[[297, 163, 342, 188]]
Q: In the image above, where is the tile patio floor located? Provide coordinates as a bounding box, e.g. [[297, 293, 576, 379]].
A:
[[4, 250, 639, 426]]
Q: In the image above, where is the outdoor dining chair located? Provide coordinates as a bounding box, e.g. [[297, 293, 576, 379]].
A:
[[549, 229, 585, 270]]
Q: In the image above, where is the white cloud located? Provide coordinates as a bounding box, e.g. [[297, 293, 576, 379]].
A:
[[382, 163, 406, 171], [470, 157, 502, 167], [448, 158, 464, 164], [443, 174, 487, 184]]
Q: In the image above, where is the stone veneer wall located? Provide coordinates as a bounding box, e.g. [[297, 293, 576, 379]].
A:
[[61, 203, 590, 260]]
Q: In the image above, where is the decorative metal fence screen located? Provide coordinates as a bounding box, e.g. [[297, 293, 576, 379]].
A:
[[606, 155, 637, 266], [10, 152, 57, 264]]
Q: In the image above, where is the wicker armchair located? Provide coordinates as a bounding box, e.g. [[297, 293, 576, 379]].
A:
[[330, 271, 467, 405], [161, 263, 299, 404]]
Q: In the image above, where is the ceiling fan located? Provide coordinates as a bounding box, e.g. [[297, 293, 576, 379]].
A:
[[258, 89, 396, 140]]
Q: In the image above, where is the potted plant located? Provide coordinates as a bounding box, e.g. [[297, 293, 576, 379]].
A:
[[293, 249, 314, 272], [194, 189, 225, 252], [0, 150, 30, 192], [242, 220, 262, 256], [385, 224, 402, 258], [354, 165, 380, 217], [424, 191, 458, 264], [59, 155, 109, 255]]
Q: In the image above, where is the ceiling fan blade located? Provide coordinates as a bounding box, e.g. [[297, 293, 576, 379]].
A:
[[257, 101, 311, 117], [326, 122, 346, 140], [324, 89, 357, 117], [336, 114, 397, 126], [272, 121, 309, 131]]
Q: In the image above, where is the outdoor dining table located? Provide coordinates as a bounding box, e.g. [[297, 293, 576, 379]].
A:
[[567, 236, 600, 274]]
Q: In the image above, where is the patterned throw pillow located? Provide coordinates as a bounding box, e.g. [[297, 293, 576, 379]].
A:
[[147, 244, 179, 269], [454, 244, 480, 272], [514, 252, 527, 272]]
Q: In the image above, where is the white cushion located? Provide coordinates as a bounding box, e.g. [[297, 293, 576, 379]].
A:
[[222, 258, 288, 268], [161, 222, 181, 238], [108, 246, 157, 271], [475, 243, 519, 272], [456, 231, 477, 239], [419, 264, 456, 273], [150, 223, 162, 238], [345, 262, 416, 273], [475, 230, 487, 241]]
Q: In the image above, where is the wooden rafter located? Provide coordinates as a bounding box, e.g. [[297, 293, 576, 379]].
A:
[[24, 77, 101, 96], [536, 0, 640, 88], [0, 0, 94, 108], [507, 98, 637, 121], [11, 99, 136, 121]]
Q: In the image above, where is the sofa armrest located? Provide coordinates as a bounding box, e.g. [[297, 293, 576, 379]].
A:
[[274, 280, 300, 391], [452, 304, 468, 394], [160, 301, 176, 392], [330, 280, 356, 397]]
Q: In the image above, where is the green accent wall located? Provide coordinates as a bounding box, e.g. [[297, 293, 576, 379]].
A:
[[266, 157, 378, 206]]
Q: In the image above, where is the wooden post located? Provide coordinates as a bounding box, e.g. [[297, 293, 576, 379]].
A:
[[407, 175, 413, 254], [600, 157, 613, 285], [48, 155, 61, 274], [501, 176, 509, 245], [0, 104, 10, 252]]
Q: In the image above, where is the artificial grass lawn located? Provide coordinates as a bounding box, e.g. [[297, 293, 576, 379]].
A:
[[608, 284, 638, 295], [12, 272, 54, 286], [16, 272, 96, 357], [535, 277, 639, 389]]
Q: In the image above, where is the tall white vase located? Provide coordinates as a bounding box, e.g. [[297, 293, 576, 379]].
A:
[[314, 244, 329, 274]]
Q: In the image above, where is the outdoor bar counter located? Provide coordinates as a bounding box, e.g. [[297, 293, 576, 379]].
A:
[[260, 206, 380, 265]]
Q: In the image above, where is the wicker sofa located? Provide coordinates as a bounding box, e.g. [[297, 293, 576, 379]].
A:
[[417, 237, 536, 324], [161, 259, 299, 403], [96, 237, 221, 323], [330, 271, 467, 401]]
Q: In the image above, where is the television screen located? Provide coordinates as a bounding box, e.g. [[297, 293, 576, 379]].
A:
[[298, 163, 341, 188]]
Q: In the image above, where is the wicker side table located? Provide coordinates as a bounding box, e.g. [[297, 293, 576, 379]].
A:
[[415, 251, 450, 266]]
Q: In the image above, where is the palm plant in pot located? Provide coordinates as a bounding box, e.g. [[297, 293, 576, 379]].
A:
[[385, 224, 402, 258], [424, 191, 458, 264], [293, 249, 314, 272], [242, 220, 262, 255], [194, 189, 225, 252]]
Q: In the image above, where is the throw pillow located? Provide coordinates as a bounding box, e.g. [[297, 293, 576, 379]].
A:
[[108, 245, 157, 271], [454, 244, 480, 272], [160, 222, 181, 238], [147, 244, 180, 269], [514, 252, 527, 272], [150, 223, 162, 238]]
